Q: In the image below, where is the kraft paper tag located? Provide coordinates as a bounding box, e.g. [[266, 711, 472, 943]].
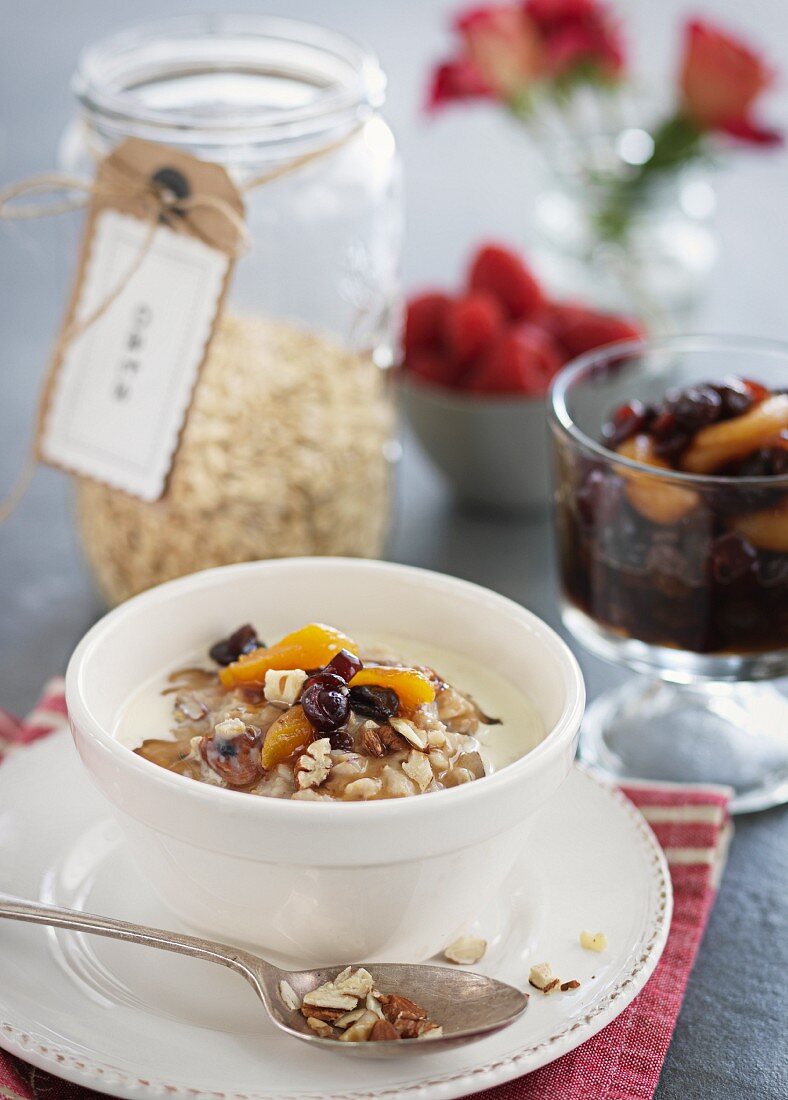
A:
[[38, 138, 244, 501]]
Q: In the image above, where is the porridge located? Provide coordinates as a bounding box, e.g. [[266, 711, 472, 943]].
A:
[[117, 621, 543, 801]]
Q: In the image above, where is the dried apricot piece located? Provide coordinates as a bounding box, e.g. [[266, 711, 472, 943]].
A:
[[681, 394, 788, 474], [731, 499, 788, 552], [349, 667, 435, 711], [616, 435, 700, 525], [260, 705, 314, 769], [220, 623, 358, 688]]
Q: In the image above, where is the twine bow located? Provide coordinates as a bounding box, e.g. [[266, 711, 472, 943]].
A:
[[0, 127, 361, 521]]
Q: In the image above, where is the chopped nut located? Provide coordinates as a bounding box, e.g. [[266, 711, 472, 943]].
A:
[[343, 776, 382, 800], [213, 716, 247, 739], [338, 1010, 379, 1042], [307, 1017, 337, 1039], [295, 738, 332, 790], [561, 980, 581, 991], [366, 992, 384, 1017], [417, 1024, 443, 1040], [264, 668, 307, 707], [302, 984, 358, 1011], [369, 1019, 400, 1041], [443, 935, 487, 965], [334, 1007, 367, 1030], [379, 994, 428, 1024], [580, 930, 608, 953], [389, 717, 427, 751], [334, 967, 375, 999], [300, 1005, 344, 1022], [359, 722, 386, 758], [377, 723, 409, 752], [278, 980, 300, 1012], [395, 1017, 440, 1038], [402, 749, 433, 792], [529, 962, 560, 993]]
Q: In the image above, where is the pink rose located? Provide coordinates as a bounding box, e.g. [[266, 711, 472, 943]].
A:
[[679, 19, 782, 145], [455, 6, 543, 98]]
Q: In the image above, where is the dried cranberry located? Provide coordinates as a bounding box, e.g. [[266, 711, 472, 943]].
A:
[[665, 384, 723, 432], [303, 670, 347, 693], [710, 533, 757, 585], [209, 624, 262, 666], [324, 648, 363, 682], [712, 379, 754, 420], [200, 726, 263, 787], [302, 681, 350, 733], [349, 685, 400, 722], [601, 400, 652, 450]]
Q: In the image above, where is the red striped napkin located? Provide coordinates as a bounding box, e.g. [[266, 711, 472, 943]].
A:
[[0, 683, 731, 1100]]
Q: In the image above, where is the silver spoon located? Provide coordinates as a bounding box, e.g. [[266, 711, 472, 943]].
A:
[[0, 895, 527, 1056]]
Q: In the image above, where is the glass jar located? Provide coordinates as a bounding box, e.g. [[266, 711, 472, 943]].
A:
[[58, 15, 402, 605], [530, 131, 718, 327]]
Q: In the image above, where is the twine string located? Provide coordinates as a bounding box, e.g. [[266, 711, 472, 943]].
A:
[[0, 126, 361, 522]]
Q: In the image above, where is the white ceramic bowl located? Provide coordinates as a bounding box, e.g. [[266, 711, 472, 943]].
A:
[[66, 558, 584, 965], [400, 377, 553, 512]]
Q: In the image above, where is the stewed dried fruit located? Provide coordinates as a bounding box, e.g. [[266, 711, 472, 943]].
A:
[[560, 375, 788, 655], [348, 684, 400, 722], [301, 680, 350, 734], [209, 624, 262, 666], [220, 623, 358, 687], [349, 667, 435, 711], [260, 705, 313, 769]]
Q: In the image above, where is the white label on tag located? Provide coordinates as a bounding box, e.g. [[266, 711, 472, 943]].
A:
[[41, 209, 229, 500]]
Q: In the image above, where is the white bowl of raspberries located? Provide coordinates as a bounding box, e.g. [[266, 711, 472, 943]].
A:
[[399, 242, 643, 512]]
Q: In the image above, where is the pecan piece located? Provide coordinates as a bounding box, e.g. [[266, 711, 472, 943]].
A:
[[300, 1005, 344, 1022], [359, 723, 387, 758], [370, 1019, 401, 1041], [377, 723, 409, 752], [379, 994, 428, 1024]]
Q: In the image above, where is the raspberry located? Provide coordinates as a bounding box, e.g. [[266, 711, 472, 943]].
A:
[[444, 292, 504, 365], [403, 292, 451, 355], [468, 244, 545, 321], [404, 348, 460, 389], [466, 323, 562, 396], [550, 304, 643, 359]]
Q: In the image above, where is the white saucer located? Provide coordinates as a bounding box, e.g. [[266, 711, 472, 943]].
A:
[[0, 733, 671, 1100]]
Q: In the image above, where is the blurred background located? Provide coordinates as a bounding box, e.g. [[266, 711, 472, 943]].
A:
[[1, 0, 787, 715]]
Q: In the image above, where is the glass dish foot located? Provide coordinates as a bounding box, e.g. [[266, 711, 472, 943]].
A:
[[580, 678, 788, 814]]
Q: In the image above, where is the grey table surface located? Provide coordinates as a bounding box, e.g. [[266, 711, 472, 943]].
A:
[[1, 1, 787, 1097]]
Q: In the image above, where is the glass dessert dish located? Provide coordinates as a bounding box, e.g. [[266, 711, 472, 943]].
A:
[[550, 335, 788, 812]]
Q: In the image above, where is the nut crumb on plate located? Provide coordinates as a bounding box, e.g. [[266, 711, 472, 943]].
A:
[[443, 935, 487, 965], [580, 930, 608, 952], [528, 962, 561, 994]]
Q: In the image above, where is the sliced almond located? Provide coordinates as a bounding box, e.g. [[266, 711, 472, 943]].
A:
[[278, 980, 300, 1012], [338, 1010, 379, 1042], [389, 717, 427, 751]]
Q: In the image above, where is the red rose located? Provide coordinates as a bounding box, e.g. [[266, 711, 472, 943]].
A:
[[524, 0, 625, 80], [455, 5, 543, 99], [679, 19, 782, 145], [428, 59, 495, 108]]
